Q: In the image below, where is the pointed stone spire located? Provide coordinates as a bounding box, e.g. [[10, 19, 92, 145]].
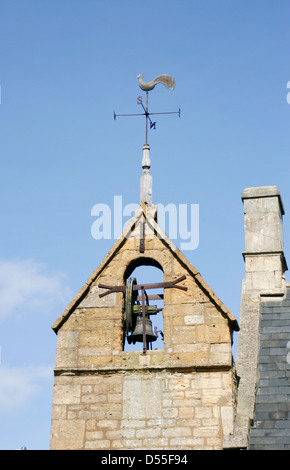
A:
[[140, 144, 152, 205]]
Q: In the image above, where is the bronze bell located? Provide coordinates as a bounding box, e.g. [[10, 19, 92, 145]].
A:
[[128, 317, 157, 344]]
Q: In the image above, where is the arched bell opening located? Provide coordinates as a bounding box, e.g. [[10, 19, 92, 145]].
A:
[[124, 257, 163, 279], [123, 260, 164, 352]]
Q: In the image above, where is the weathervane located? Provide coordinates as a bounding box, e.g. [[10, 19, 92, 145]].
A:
[[114, 74, 180, 145]]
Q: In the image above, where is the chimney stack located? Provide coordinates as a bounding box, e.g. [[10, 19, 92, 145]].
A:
[[232, 186, 287, 448]]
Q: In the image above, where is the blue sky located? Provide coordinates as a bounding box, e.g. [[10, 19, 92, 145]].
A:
[[1, 0, 290, 449]]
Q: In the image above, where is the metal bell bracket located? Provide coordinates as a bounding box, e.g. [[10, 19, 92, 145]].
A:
[[98, 275, 187, 298], [98, 275, 187, 354]]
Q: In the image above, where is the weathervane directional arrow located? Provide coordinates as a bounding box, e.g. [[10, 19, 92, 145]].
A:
[[113, 74, 180, 145]]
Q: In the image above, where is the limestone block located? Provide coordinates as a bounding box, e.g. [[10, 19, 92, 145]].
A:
[[122, 376, 162, 421], [81, 393, 107, 404], [55, 347, 78, 369], [61, 309, 86, 331], [136, 427, 161, 439], [78, 345, 112, 357], [250, 270, 277, 291], [195, 407, 213, 419], [78, 285, 117, 308], [197, 323, 230, 343], [50, 419, 85, 450], [162, 427, 191, 438], [85, 431, 104, 440], [169, 349, 209, 365], [162, 407, 178, 419], [79, 329, 111, 348], [178, 407, 194, 419], [242, 185, 282, 202], [201, 387, 226, 406], [51, 404, 66, 420], [209, 343, 232, 366], [100, 260, 128, 283], [168, 278, 204, 305], [53, 383, 81, 405], [55, 330, 79, 368], [244, 213, 283, 252], [193, 425, 219, 438], [221, 406, 234, 435], [184, 314, 204, 325], [245, 255, 282, 273], [169, 376, 190, 390], [172, 325, 197, 344], [169, 437, 204, 448], [84, 307, 121, 322], [143, 437, 169, 449], [85, 439, 110, 449], [205, 304, 228, 325], [77, 355, 113, 368], [164, 303, 206, 323], [57, 330, 79, 348]]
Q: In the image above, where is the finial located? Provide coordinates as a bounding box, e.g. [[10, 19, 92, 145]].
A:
[[140, 144, 152, 205], [113, 73, 180, 206], [142, 143, 151, 169]]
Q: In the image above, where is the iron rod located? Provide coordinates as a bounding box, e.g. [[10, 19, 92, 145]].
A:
[[98, 275, 187, 297], [115, 111, 179, 117], [133, 275, 187, 291], [136, 294, 164, 301], [146, 92, 148, 145], [141, 286, 146, 354], [114, 113, 145, 117], [148, 111, 180, 115]]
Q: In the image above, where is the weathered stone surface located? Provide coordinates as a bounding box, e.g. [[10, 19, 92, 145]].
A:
[[50, 370, 235, 450], [51, 204, 238, 450], [50, 419, 85, 450], [78, 285, 117, 308], [228, 186, 288, 450]]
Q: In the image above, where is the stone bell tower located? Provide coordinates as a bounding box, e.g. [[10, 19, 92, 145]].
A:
[[50, 77, 239, 450]]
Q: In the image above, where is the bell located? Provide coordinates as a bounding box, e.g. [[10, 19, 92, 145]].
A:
[[128, 317, 157, 344]]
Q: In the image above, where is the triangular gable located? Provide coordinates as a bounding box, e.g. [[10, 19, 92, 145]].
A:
[[52, 205, 239, 333]]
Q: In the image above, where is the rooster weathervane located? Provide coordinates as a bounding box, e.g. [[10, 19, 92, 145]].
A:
[[114, 74, 180, 145]]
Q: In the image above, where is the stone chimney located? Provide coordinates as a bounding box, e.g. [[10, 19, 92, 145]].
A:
[[226, 186, 287, 449]]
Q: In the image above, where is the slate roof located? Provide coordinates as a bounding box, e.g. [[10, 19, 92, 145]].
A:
[[249, 285, 290, 450]]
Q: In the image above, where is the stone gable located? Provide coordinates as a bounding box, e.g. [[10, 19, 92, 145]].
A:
[[50, 205, 238, 450]]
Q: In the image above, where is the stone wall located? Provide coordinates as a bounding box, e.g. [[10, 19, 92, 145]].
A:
[[51, 369, 235, 450], [50, 207, 238, 450]]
